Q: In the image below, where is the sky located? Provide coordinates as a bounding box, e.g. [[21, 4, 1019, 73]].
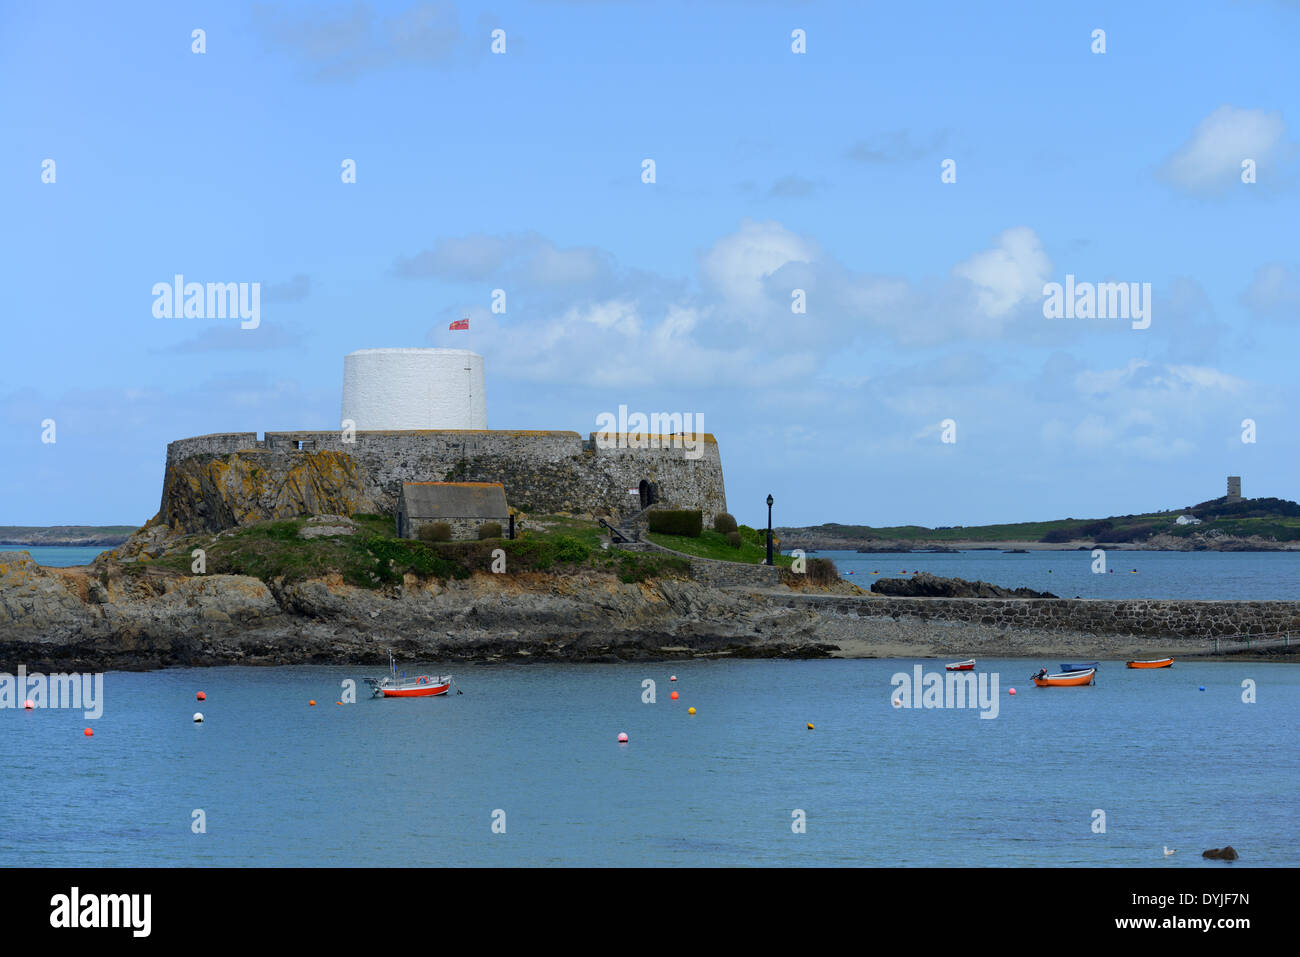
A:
[[2, 0, 1298, 529]]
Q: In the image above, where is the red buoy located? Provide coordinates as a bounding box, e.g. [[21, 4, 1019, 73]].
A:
[[196, 691, 206, 701], [83, 728, 93, 737]]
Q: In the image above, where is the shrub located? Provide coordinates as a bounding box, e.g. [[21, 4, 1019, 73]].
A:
[[806, 557, 839, 584], [781, 557, 839, 586], [726, 530, 743, 548], [262, 521, 299, 541], [551, 534, 590, 564], [419, 522, 451, 542], [713, 512, 738, 534], [478, 522, 503, 540], [617, 552, 690, 583], [647, 509, 703, 537]]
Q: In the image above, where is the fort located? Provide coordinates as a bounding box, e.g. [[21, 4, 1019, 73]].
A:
[[159, 348, 728, 535]]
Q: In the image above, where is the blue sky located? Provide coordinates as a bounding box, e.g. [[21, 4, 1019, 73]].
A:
[[2, 0, 1298, 528]]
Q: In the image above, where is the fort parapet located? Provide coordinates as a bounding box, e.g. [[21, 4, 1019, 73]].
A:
[[162, 429, 727, 529]]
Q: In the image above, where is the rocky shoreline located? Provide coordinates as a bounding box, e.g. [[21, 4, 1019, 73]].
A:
[[0, 551, 847, 671], [3, 550, 1297, 670]]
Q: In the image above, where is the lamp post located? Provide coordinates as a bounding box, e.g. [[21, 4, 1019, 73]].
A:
[[765, 494, 774, 566]]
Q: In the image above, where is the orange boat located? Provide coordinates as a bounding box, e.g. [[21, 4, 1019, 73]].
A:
[[1031, 667, 1096, 687], [1127, 658, 1173, 669]]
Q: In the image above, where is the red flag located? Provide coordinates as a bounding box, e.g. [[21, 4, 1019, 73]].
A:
[[449, 318, 469, 330]]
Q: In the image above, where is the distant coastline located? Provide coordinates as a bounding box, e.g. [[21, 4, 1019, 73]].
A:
[[777, 535, 1300, 553], [0, 526, 135, 548], [777, 495, 1300, 553]]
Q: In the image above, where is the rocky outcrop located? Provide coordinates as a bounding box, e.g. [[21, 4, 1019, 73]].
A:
[[871, 572, 1058, 599], [0, 553, 842, 670], [7, 550, 1299, 671], [160, 450, 386, 535], [1202, 846, 1239, 860]]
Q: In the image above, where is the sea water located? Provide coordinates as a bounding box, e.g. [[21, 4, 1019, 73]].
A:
[[1, 659, 1294, 867], [818, 549, 1300, 600]]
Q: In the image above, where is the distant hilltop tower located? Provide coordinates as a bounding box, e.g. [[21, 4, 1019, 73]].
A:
[[1227, 475, 1242, 502], [341, 348, 487, 431]]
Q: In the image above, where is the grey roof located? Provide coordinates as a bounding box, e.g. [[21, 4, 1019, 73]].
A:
[[400, 482, 508, 519]]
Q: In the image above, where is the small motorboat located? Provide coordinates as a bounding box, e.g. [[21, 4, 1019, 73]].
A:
[[945, 659, 976, 672], [1127, 657, 1173, 669], [1060, 661, 1099, 672], [364, 649, 458, 698], [1031, 667, 1096, 687]]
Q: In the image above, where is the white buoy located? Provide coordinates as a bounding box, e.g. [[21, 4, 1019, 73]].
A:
[[193, 712, 204, 723]]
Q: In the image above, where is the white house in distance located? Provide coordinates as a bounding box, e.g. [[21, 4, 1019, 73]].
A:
[[1175, 514, 1202, 526]]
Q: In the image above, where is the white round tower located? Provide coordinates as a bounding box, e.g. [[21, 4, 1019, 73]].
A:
[[341, 348, 487, 431]]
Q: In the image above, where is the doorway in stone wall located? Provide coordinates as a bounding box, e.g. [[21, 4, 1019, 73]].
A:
[[638, 479, 659, 510]]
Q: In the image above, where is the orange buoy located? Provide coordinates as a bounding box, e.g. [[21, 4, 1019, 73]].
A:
[[336, 701, 343, 705], [309, 700, 316, 706], [670, 691, 678, 700], [196, 691, 206, 701], [83, 728, 93, 736]]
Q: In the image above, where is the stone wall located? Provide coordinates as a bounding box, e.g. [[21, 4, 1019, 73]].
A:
[[764, 594, 1300, 639], [407, 517, 502, 542], [619, 539, 783, 588], [162, 428, 727, 527]]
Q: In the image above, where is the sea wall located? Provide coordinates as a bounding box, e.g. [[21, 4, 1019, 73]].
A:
[[161, 429, 727, 531], [768, 594, 1300, 639]]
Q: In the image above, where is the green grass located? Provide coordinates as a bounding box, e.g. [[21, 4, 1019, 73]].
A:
[[136, 512, 693, 587], [518, 513, 606, 548], [147, 517, 467, 588], [647, 526, 795, 567], [1165, 517, 1300, 541]]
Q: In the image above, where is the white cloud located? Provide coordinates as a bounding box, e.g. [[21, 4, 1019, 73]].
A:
[[1242, 262, 1300, 318], [951, 226, 1052, 320], [700, 219, 818, 306], [255, 1, 466, 80], [1160, 105, 1288, 194], [394, 232, 612, 287]]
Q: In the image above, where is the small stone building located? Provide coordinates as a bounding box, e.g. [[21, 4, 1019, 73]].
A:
[[397, 481, 510, 540]]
